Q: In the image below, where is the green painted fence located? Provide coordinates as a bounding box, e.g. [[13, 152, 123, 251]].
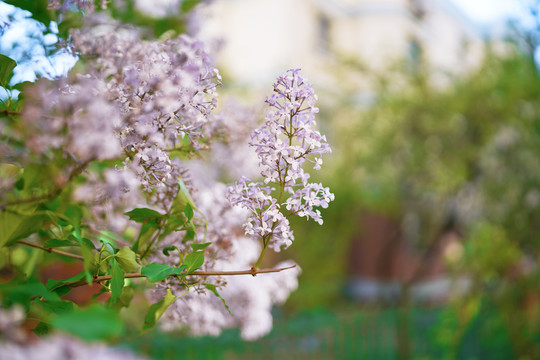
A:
[[127, 304, 519, 360]]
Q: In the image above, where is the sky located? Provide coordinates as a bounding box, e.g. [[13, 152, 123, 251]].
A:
[[0, 2, 77, 84], [449, 0, 536, 28]]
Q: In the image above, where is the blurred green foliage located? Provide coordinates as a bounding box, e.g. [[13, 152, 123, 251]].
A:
[[286, 46, 540, 357]]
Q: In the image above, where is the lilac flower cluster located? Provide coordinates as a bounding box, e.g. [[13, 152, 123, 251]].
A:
[[72, 27, 220, 198], [228, 177, 294, 251], [228, 69, 334, 254], [13, 20, 221, 231], [22, 77, 123, 162]]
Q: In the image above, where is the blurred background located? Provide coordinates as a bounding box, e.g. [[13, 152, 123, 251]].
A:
[[3, 0, 540, 358]]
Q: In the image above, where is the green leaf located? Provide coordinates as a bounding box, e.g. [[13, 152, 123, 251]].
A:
[[80, 238, 96, 284], [132, 220, 158, 253], [181, 0, 199, 13], [171, 179, 198, 216], [21, 245, 41, 279], [143, 288, 178, 331], [98, 230, 119, 244], [65, 205, 82, 227], [43, 197, 61, 211], [183, 203, 194, 221], [98, 237, 115, 249], [124, 208, 164, 223], [100, 241, 114, 258], [162, 246, 178, 256], [110, 258, 125, 303], [0, 163, 19, 179], [190, 242, 211, 251], [183, 230, 196, 242], [52, 305, 124, 342], [204, 283, 232, 315], [32, 322, 50, 336], [43, 239, 78, 248], [114, 246, 139, 273], [65, 205, 83, 240], [0, 280, 60, 309], [12, 80, 32, 92], [2, 1, 54, 26], [0, 54, 16, 87], [0, 205, 47, 247], [6, 214, 47, 246], [46, 272, 85, 296], [183, 251, 204, 273], [141, 262, 186, 282], [92, 252, 108, 274], [164, 214, 186, 232], [112, 286, 134, 310], [14, 177, 24, 190], [40, 300, 74, 315]]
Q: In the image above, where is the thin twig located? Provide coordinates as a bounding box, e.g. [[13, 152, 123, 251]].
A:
[[17, 240, 84, 260], [66, 264, 297, 288], [18, 238, 297, 287], [0, 109, 60, 120], [0, 110, 21, 116]]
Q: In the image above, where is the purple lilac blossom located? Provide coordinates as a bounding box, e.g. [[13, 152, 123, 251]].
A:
[[71, 23, 221, 208], [17, 19, 221, 232], [228, 69, 334, 252], [22, 77, 123, 162]]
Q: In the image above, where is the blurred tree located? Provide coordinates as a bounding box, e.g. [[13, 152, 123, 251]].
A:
[[288, 36, 540, 358]]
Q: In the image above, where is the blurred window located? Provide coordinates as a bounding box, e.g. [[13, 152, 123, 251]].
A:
[[318, 14, 330, 53], [408, 38, 422, 72]]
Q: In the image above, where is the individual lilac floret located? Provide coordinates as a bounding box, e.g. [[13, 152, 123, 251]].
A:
[[227, 69, 334, 262]]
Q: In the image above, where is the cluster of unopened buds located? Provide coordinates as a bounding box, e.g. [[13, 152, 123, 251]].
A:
[[228, 69, 334, 265]]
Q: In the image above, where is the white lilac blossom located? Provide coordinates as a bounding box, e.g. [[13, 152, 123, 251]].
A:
[[227, 69, 334, 256]]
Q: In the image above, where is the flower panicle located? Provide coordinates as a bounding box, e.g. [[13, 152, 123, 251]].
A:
[[227, 69, 334, 255]]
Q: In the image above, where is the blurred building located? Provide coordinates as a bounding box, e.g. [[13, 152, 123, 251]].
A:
[[197, 0, 485, 87]]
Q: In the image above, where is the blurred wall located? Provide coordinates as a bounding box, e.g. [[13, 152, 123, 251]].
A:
[[196, 0, 485, 86]]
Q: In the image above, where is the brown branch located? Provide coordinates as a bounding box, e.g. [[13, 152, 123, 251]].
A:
[[0, 110, 21, 116], [17, 240, 84, 260], [17, 236, 298, 287], [0, 109, 60, 120], [66, 264, 298, 288]]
